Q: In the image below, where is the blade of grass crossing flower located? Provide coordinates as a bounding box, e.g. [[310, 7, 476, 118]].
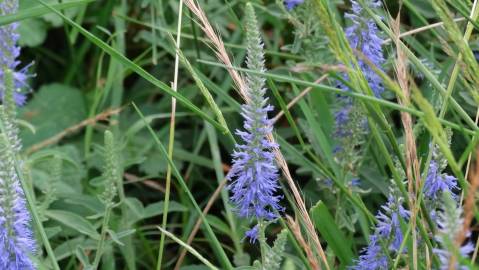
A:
[[438, 0, 479, 120], [33, 0, 228, 135], [360, 2, 477, 130], [157, 227, 219, 270], [197, 60, 477, 136], [157, 1, 183, 268], [410, 89, 479, 230], [132, 103, 233, 270], [411, 90, 466, 189]]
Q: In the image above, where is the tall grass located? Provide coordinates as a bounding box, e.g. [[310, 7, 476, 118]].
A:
[[0, 0, 478, 269]]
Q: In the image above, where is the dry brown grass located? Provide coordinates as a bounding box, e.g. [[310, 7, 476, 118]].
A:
[[392, 8, 421, 269]]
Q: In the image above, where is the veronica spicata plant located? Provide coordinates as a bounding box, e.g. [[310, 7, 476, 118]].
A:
[[423, 136, 460, 225], [0, 0, 30, 106], [334, 0, 385, 166], [227, 3, 283, 242], [350, 187, 410, 270], [0, 134, 36, 269], [0, 2, 37, 267]]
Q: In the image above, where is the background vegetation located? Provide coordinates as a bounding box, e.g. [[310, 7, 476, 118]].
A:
[[2, 0, 479, 269]]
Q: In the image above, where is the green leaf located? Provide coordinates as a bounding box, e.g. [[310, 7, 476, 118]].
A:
[[106, 229, 125, 246], [310, 201, 354, 268], [205, 214, 231, 236], [46, 210, 100, 240], [18, 18, 47, 47], [143, 201, 187, 219], [20, 83, 87, 147], [53, 237, 96, 261], [124, 197, 145, 222], [33, 0, 228, 134], [63, 194, 105, 214], [263, 229, 288, 270]]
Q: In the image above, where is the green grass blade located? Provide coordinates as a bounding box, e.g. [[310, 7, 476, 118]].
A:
[[132, 103, 233, 270], [34, 0, 228, 135], [0, 0, 94, 26], [310, 201, 354, 267], [157, 227, 219, 270], [197, 60, 476, 136]]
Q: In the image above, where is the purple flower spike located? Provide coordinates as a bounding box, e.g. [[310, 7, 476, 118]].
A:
[[350, 194, 409, 270], [0, 0, 31, 106], [423, 161, 458, 200], [334, 0, 385, 157], [284, 0, 304, 10], [227, 4, 283, 222], [0, 136, 36, 269], [227, 102, 284, 220], [344, 0, 385, 97], [245, 225, 259, 243]]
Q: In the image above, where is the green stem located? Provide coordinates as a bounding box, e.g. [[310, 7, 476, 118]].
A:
[[0, 70, 60, 270], [92, 206, 113, 269], [258, 221, 267, 265], [156, 1, 184, 268], [133, 103, 233, 269]]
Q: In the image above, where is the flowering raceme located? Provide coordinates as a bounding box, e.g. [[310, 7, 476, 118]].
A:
[[0, 0, 30, 106], [344, 0, 385, 97], [0, 135, 36, 269], [423, 160, 458, 200], [0, 1, 37, 267], [334, 0, 385, 157], [350, 193, 409, 270], [227, 4, 283, 236]]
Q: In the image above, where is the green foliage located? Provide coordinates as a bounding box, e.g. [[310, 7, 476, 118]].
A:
[[19, 83, 87, 147], [262, 229, 288, 270], [1, 0, 477, 269]]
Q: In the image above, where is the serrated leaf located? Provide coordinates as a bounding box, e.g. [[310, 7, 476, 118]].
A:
[[46, 210, 100, 240], [263, 229, 287, 270]]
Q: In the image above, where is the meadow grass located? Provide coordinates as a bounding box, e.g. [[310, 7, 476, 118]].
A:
[[0, 0, 478, 269]]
